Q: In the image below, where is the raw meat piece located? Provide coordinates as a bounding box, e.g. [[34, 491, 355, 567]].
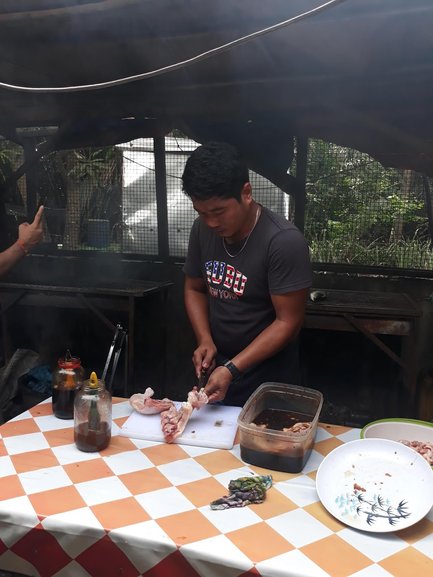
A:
[[245, 420, 312, 454], [399, 440, 433, 465], [187, 386, 208, 409], [283, 422, 311, 433], [130, 388, 174, 415], [161, 402, 193, 443], [248, 421, 311, 434], [160, 387, 208, 443]]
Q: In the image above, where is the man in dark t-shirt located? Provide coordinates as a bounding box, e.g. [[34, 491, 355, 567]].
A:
[[182, 142, 312, 406]]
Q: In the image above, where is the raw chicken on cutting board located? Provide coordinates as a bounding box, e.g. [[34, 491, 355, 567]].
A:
[[120, 403, 242, 449]]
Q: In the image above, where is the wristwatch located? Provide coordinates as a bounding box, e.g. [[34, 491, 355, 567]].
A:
[[223, 360, 242, 380]]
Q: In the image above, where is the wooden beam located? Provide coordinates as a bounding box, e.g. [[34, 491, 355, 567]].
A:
[[294, 136, 308, 233], [154, 135, 169, 259]]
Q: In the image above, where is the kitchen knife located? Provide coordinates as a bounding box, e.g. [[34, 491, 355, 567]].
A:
[[198, 367, 208, 389]]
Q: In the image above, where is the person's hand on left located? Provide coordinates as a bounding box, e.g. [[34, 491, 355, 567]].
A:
[[18, 205, 44, 251], [204, 365, 233, 403]]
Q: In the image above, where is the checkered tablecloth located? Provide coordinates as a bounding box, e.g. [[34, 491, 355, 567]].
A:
[[0, 398, 432, 577]]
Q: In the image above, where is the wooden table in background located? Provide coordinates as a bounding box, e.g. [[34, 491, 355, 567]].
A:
[[304, 289, 421, 410], [0, 280, 172, 394]]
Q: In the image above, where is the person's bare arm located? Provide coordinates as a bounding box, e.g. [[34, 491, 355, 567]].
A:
[[204, 287, 308, 402], [18, 205, 44, 251], [184, 274, 217, 377], [0, 206, 44, 277]]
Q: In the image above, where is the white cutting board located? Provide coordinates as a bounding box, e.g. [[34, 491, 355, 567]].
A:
[[119, 403, 241, 449]]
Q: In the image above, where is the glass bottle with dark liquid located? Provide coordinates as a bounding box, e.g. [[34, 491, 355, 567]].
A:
[[52, 351, 84, 419], [74, 371, 112, 452]]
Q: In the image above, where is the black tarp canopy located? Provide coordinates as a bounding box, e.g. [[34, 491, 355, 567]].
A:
[[0, 0, 432, 190]]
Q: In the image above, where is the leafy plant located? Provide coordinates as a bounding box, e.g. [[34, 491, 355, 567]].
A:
[[0, 144, 13, 183], [68, 147, 121, 220], [36, 146, 123, 249], [0, 140, 23, 204], [304, 139, 430, 269]]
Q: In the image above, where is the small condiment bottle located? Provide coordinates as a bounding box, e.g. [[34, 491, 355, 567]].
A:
[[52, 350, 84, 419], [74, 371, 112, 452]]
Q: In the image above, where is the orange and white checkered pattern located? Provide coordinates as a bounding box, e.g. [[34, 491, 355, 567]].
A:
[[0, 398, 432, 577]]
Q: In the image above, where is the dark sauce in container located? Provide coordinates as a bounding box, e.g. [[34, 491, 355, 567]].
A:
[[52, 388, 76, 419], [74, 422, 111, 452], [240, 408, 313, 473], [240, 446, 306, 473], [252, 408, 302, 430], [52, 352, 83, 419]]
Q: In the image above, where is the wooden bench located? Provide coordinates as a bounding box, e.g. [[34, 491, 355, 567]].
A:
[[304, 289, 421, 413]]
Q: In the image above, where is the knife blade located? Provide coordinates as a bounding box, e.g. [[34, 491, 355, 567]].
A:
[[198, 367, 208, 389]]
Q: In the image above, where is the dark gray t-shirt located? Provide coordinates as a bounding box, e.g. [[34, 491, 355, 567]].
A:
[[183, 205, 312, 360]]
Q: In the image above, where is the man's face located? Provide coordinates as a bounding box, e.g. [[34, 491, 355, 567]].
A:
[[192, 184, 252, 240]]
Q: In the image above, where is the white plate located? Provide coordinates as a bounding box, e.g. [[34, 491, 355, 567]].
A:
[[316, 439, 433, 532]]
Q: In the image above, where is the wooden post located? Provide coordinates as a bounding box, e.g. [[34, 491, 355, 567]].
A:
[[23, 140, 39, 221], [154, 135, 169, 259], [294, 135, 308, 233]]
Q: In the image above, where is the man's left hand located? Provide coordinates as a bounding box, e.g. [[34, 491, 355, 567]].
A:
[[204, 365, 233, 403]]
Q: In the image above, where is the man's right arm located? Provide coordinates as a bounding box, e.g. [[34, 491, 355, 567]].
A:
[[184, 275, 216, 376]]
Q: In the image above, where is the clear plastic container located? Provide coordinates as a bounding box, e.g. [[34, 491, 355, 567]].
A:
[[237, 382, 323, 473]]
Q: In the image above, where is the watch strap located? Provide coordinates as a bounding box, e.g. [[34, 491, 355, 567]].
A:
[[223, 360, 242, 380]]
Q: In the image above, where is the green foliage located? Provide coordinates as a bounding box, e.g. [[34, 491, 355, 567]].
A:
[[309, 236, 433, 268], [40, 146, 121, 216], [70, 148, 121, 221], [37, 146, 122, 248], [0, 140, 28, 210], [0, 140, 22, 189], [67, 148, 119, 187], [0, 144, 13, 183], [304, 140, 431, 269]]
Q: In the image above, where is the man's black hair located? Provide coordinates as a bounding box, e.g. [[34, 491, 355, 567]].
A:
[[182, 141, 249, 201]]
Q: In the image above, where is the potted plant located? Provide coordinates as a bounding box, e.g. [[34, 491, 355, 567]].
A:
[[59, 147, 122, 250]]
